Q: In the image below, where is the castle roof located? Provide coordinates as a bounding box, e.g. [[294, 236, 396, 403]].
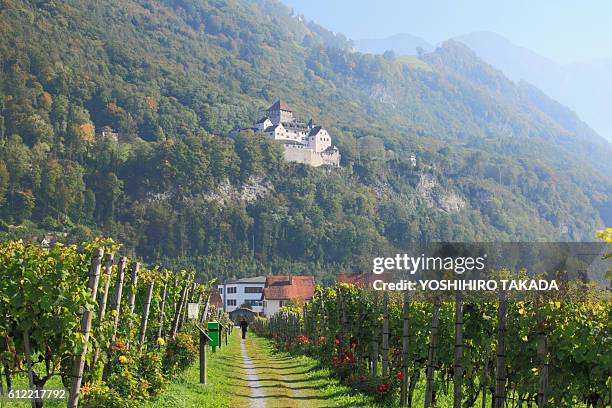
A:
[[308, 126, 323, 136], [256, 117, 270, 124], [264, 123, 285, 132], [268, 100, 292, 112]]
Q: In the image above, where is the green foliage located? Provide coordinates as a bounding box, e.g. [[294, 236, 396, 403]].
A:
[[0, 239, 224, 405], [255, 283, 611, 407], [0, 0, 610, 283]]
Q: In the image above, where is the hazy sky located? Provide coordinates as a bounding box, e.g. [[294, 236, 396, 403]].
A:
[[281, 0, 612, 64]]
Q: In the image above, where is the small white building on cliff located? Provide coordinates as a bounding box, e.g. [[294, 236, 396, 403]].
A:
[[237, 100, 341, 167]]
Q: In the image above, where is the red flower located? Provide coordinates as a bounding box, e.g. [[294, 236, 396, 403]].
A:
[[334, 338, 340, 345], [378, 383, 390, 393], [351, 342, 357, 349], [397, 371, 404, 381]]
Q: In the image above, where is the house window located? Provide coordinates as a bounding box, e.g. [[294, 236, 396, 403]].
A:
[[227, 287, 237, 294], [245, 299, 262, 307], [279, 300, 289, 307], [245, 287, 262, 293], [218, 287, 223, 294], [227, 299, 237, 306]]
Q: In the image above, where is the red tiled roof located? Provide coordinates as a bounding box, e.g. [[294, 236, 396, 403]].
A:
[[262, 275, 315, 300]]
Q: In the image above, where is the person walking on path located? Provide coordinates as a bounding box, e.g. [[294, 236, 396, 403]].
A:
[[240, 318, 249, 339]]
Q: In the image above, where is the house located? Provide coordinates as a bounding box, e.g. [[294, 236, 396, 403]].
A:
[[217, 276, 266, 313], [261, 275, 315, 316]]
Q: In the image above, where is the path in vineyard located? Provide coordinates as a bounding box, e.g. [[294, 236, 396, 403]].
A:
[[240, 338, 265, 408], [235, 335, 372, 408]]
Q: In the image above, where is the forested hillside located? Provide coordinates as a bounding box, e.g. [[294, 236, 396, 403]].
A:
[[0, 0, 610, 282]]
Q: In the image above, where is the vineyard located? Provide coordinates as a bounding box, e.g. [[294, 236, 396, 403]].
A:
[[253, 283, 611, 407], [0, 239, 230, 407]]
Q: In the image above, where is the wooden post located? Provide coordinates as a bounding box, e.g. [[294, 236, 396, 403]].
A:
[[127, 262, 140, 315], [110, 257, 127, 342], [200, 331, 207, 384], [494, 290, 508, 408], [371, 292, 379, 380], [92, 253, 114, 370], [103, 256, 127, 381], [156, 270, 169, 340], [2, 363, 11, 393], [453, 290, 464, 408], [139, 282, 155, 348], [303, 305, 308, 338], [481, 340, 491, 408], [372, 339, 379, 380], [68, 248, 103, 408], [537, 303, 549, 408], [98, 253, 114, 322], [200, 295, 211, 325], [424, 298, 440, 408], [381, 292, 389, 379], [400, 290, 410, 406], [23, 331, 37, 408], [180, 275, 195, 329], [170, 284, 188, 339], [319, 290, 325, 338]]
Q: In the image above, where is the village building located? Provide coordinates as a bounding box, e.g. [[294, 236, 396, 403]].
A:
[[261, 275, 315, 316], [236, 100, 341, 167], [217, 276, 266, 313]]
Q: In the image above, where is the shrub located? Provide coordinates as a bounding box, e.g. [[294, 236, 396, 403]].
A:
[[162, 332, 198, 376], [137, 351, 167, 394], [81, 383, 136, 408]]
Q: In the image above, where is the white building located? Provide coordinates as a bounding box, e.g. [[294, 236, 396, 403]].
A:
[[217, 276, 266, 314]]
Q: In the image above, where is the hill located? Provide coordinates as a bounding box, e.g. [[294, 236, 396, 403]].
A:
[[455, 31, 612, 142], [0, 0, 610, 282]]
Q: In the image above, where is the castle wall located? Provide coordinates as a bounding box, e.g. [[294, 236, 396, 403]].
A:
[[282, 145, 340, 167]]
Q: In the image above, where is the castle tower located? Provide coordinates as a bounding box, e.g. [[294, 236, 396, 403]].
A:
[[268, 100, 293, 125]]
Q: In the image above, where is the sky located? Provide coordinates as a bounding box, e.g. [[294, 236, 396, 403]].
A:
[[281, 0, 612, 64]]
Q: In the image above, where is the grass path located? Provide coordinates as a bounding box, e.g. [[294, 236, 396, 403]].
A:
[[237, 334, 380, 408]]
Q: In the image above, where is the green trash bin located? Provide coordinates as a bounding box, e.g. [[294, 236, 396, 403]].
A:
[[207, 321, 221, 349]]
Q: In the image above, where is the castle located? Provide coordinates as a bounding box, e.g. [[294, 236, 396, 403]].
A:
[[237, 100, 341, 167]]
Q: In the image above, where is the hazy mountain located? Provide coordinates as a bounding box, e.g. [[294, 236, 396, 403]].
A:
[[354, 33, 432, 55], [454, 31, 612, 142]]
